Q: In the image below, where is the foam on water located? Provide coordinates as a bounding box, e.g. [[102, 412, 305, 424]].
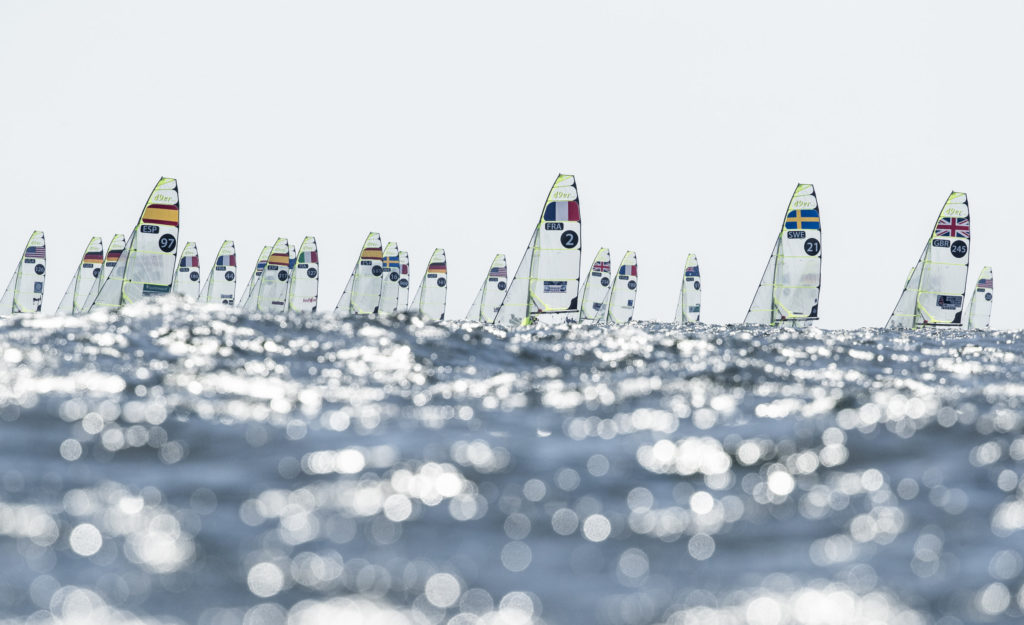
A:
[[0, 299, 1022, 624]]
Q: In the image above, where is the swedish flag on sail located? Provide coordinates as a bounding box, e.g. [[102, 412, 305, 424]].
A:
[[785, 209, 820, 230]]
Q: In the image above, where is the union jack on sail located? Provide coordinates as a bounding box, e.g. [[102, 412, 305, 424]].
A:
[[935, 217, 970, 238]]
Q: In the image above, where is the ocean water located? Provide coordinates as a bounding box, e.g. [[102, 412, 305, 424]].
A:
[[0, 300, 1022, 625]]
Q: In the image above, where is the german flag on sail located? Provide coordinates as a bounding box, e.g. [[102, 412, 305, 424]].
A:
[[105, 249, 123, 264], [267, 252, 290, 266], [142, 203, 179, 227], [427, 262, 447, 273], [82, 252, 104, 265], [543, 201, 580, 222]]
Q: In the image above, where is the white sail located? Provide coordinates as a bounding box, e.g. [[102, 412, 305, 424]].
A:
[[239, 246, 271, 311], [495, 174, 582, 325], [289, 236, 319, 313], [336, 232, 383, 315], [674, 253, 702, 324], [171, 241, 201, 300], [378, 242, 402, 314], [915, 192, 970, 327], [90, 178, 180, 311], [81, 234, 125, 312], [466, 254, 507, 322], [885, 192, 970, 329], [255, 238, 291, 313], [397, 250, 411, 312], [57, 237, 104, 315], [410, 248, 447, 321], [606, 251, 638, 324], [0, 230, 46, 315], [886, 261, 924, 329], [967, 266, 993, 330], [744, 184, 821, 326], [580, 247, 612, 321], [201, 240, 237, 305]]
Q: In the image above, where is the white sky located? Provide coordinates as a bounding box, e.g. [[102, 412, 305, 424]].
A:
[[2, 1, 1021, 328]]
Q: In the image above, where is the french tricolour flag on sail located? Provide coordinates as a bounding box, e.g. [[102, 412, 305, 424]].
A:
[[544, 201, 580, 222]]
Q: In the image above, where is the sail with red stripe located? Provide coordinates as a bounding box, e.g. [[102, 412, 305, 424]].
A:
[[288, 236, 319, 313], [495, 174, 582, 325], [579, 247, 611, 321], [967, 266, 993, 330], [57, 236, 104, 315], [171, 241, 201, 300], [336, 232, 384, 315], [605, 250, 637, 324], [466, 254, 507, 322], [201, 240, 237, 305], [0, 230, 47, 315], [674, 253, 701, 324], [89, 178, 180, 311], [886, 192, 969, 328], [256, 238, 291, 313], [410, 248, 447, 321]]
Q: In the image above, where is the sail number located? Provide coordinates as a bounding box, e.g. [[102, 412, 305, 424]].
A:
[[560, 231, 579, 249], [803, 238, 820, 256]]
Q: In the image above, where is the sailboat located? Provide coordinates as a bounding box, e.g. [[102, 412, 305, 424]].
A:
[[80, 234, 125, 312], [200, 240, 237, 305], [255, 238, 291, 313], [239, 245, 271, 311], [89, 178, 180, 311], [495, 174, 582, 325], [967, 266, 993, 330], [885, 192, 970, 329], [604, 251, 637, 324], [336, 233, 384, 315], [0, 231, 47, 315], [674, 253, 701, 323], [378, 242, 402, 314], [288, 236, 319, 313], [466, 254, 507, 322], [744, 184, 822, 327], [56, 237, 103, 315], [171, 242, 201, 300], [579, 248, 612, 322], [410, 248, 447, 321]]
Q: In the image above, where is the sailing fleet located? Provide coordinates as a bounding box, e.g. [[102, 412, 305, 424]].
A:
[[0, 176, 996, 330]]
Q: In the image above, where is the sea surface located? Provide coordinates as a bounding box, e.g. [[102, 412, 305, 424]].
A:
[[0, 300, 1022, 625]]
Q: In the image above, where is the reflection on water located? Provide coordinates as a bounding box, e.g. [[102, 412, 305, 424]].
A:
[[0, 300, 1022, 624]]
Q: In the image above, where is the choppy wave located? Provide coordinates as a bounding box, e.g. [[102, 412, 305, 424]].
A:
[[0, 300, 1022, 624]]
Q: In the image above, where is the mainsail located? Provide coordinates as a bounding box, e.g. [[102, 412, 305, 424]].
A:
[[255, 238, 291, 313], [605, 250, 638, 324], [335, 232, 383, 315], [410, 248, 447, 321], [967, 266, 993, 330], [466, 254, 507, 323], [378, 242, 402, 314], [239, 246, 271, 311], [90, 178, 180, 311], [80, 234, 125, 312], [289, 236, 319, 313], [885, 192, 970, 329], [579, 247, 612, 321], [0, 230, 47, 315], [744, 184, 822, 327], [171, 241, 201, 300], [56, 237, 103, 315], [674, 253, 701, 324], [495, 174, 582, 325], [201, 240, 237, 305]]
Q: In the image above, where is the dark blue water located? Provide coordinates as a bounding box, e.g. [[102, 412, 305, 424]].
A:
[[0, 300, 1021, 625]]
